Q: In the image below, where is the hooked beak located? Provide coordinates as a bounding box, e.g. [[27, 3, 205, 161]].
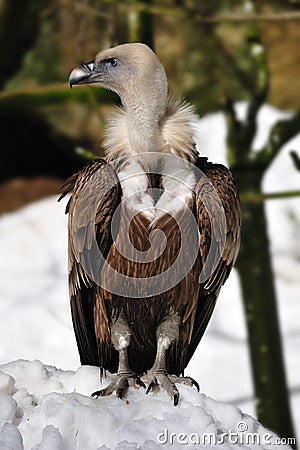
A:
[[69, 60, 95, 88]]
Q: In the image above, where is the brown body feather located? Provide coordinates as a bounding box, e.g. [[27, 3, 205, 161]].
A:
[[60, 155, 241, 376]]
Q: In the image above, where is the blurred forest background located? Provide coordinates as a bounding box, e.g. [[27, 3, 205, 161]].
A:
[[0, 0, 300, 446], [1, 0, 300, 212]]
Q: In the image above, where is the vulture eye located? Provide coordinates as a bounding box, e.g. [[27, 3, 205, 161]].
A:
[[104, 57, 118, 67]]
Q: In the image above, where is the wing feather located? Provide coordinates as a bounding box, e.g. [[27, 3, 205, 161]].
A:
[[185, 159, 241, 364], [59, 158, 120, 366]]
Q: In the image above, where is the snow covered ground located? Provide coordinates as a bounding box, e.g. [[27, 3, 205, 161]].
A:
[[0, 360, 293, 449], [0, 104, 299, 448]]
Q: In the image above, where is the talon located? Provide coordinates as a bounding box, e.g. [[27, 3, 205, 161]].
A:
[[191, 378, 200, 392], [146, 379, 156, 394], [143, 371, 199, 405], [117, 388, 124, 399], [182, 375, 200, 392], [91, 372, 144, 400], [136, 378, 146, 389], [91, 390, 102, 398], [173, 392, 179, 406]]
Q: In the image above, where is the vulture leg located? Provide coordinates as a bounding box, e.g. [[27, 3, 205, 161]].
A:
[[91, 316, 145, 399], [143, 314, 199, 406]]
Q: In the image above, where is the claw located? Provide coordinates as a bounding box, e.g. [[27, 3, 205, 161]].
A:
[[91, 389, 105, 398], [191, 378, 200, 392], [169, 374, 200, 392], [173, 391, 179, 406], [146, 379, 156, 395], [144, 371, 200, 406], [117, 388, 124, 399], [136, 378, 146, 389], [91, 372, 145, 400]]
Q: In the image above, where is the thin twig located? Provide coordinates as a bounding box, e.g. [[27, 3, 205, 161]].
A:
[[73, 1, 110, 18], [0, 84, 119, 110], [258, 113, 300, 165], [86, 2, 300, 23], [195, 11, 300, 24], [241, 190, 300, 203]]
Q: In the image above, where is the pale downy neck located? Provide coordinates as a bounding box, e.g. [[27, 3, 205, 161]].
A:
[[120, 65, 168, 155], [124, 100, 161, 154]]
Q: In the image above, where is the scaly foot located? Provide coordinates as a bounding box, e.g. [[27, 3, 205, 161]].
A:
[[91, 371, 146, 400], [143, 371, 199, 406]]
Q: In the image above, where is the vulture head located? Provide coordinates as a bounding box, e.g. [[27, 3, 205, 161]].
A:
[[69, 43, 168, 121]]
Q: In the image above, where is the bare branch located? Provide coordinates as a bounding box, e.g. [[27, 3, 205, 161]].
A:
[[72, 2, 300, 24], [258, 112, 300, 165], [73, 1, 110, 18], [241, 189, 300, 203], [195, 11, 300, 24], [244, 1, 269, 123], [0, 84, 119, 111]]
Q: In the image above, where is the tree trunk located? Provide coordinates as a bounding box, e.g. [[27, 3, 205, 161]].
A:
[[127, 0, 154, 49], [234, 168, 296, 445], [0, 0, 48, 89]]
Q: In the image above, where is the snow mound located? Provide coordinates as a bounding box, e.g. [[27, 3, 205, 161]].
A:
[[0, 360, 292, 450]]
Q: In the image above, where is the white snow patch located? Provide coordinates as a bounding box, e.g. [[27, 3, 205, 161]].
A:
[[0, 360, 292, 449], [0, 198, 78, 370]]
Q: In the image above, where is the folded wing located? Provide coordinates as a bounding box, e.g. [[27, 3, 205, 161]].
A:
[[185, 159, 241, 365]]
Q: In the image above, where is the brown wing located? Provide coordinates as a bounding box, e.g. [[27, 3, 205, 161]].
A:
[[59, 158, 120, 366], [185, 158, 241, 365]]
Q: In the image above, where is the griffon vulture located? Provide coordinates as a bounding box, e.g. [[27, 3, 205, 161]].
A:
[[60, 43, 241, 405]]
